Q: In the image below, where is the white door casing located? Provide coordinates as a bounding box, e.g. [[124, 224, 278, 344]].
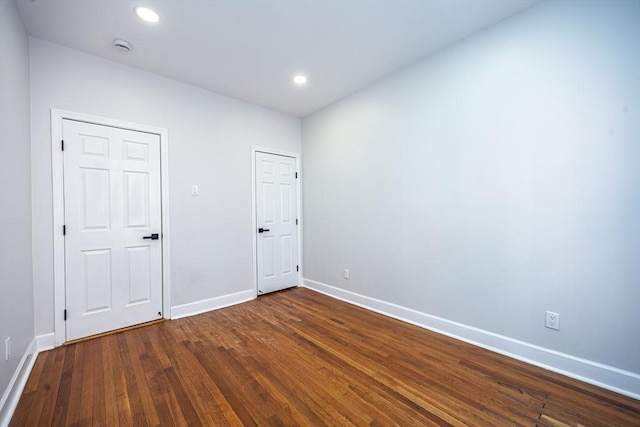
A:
[[53, 113, 169, 343], [255, 151, 299, 295]]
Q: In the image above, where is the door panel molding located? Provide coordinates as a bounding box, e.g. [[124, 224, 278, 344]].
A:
[[251, 146, 302, 296], [51, 109, 171, 346]]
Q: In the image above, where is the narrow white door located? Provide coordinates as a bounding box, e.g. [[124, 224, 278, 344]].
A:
[[256, 152, 299, 295], [63, 119, 163, 341]]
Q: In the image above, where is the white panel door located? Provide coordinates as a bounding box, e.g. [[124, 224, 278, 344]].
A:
[[256, 152, 298, 294], [63, 119, 162, 340]]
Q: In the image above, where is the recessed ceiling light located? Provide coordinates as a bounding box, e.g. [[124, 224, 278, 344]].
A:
[[293, 75, 307, 85], [135, 6, 160, 23]]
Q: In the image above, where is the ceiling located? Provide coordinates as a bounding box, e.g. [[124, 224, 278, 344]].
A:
[[16, 0, 540, 117]]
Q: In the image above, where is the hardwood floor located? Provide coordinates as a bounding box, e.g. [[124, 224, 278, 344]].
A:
[[10, 288, 640, 426]]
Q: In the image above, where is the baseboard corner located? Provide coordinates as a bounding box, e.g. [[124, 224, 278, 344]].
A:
[[35, 333, 55, 352]]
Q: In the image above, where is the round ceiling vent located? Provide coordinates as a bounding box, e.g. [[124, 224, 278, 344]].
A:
[[113, 39, 132, 52]]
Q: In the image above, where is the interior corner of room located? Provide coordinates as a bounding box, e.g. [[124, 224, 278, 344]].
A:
[[1, 0, 639, 424]]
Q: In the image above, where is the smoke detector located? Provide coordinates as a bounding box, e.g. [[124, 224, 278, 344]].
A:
[[113, 39, 132, 52]]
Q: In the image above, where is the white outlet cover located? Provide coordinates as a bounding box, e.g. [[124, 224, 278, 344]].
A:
[[545, 311, 560, 330]]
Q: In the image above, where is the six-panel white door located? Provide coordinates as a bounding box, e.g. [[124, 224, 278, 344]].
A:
[[256, 152, 298, 295], [63, 120, 163, 341]]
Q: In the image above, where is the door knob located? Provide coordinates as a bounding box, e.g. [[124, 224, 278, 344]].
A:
[[143, 233, 159, 240], [258, 228, 270, 233]]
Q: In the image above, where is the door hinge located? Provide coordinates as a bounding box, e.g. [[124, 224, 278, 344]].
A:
[[64, 309, 67, 321], [295, 172, 298, 179], [61, 140, 64, 151], [296, 265, 299, 272], [63, 225, 66, 235], [296, 218, 299, 225]]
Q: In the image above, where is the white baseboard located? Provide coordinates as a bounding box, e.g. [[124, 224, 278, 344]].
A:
[[0, 339, 37, 427], [302, 278, 640, 400], [171, 289, 255, 319], [36, 333, 55, 352]]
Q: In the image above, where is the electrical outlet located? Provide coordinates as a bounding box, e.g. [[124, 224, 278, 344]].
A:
[[344, 268, 350, 280], [5, 337, 10, 360], [545, 311, 560, 330]]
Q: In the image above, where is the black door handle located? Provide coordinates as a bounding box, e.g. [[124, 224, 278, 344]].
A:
[[143, 233, 159, 240], [258, 228, 270, 233]]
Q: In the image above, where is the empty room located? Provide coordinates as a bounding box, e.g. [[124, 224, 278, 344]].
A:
[[1, 0, 639, 425]]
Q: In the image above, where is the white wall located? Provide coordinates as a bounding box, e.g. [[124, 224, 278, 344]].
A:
[[0, 0, 35, 412], [30, 39, 301, 336], [302, 0, 639, 387]]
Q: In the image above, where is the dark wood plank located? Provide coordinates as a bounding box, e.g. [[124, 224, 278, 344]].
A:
[[10, 288, 640, 426]]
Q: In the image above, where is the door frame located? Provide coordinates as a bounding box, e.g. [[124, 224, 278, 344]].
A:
[[251, 146, 302, 296], [51, 109, 172, 346]]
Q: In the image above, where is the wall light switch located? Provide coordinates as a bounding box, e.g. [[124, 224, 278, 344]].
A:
[[191, 185, 199, 196]]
